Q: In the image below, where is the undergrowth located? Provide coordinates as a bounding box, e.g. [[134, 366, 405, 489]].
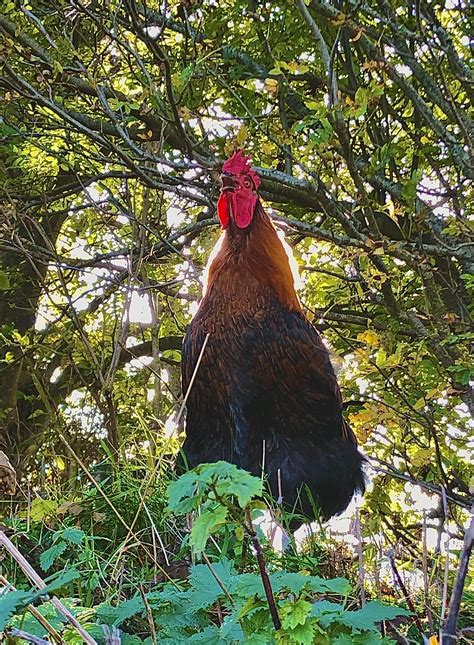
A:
[[0, 459, 439, 644]]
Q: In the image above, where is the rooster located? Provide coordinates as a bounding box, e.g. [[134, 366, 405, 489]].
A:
[[181, 151, 365, 524]]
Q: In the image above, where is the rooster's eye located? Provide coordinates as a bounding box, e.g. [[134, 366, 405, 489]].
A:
[[242, 177, 252, 189]]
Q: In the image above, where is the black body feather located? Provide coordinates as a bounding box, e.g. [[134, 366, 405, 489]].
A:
[[181, 279, 365, 522]]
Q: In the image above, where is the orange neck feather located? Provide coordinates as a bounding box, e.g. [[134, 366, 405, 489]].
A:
[[205, 202, 301, 311]]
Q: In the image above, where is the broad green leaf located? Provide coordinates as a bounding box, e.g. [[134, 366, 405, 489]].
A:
[[280, 599, 312, 629], [0, 590, 35, 631], [42, 568, 81, 593], [276, 619, 315, 645], [190, 505, 228, 554], [187, 625, 221, 643], [0, 570, 80, 631], [167, 470, 202, 513], [187, 559, 235, 609], [311, 600, 344, 619], [40, 541, 68, 571], [273, 573, 351, 596], [96, 596, 145, 627], [338, 602, 411, 632], [61, 528, 86, 545]]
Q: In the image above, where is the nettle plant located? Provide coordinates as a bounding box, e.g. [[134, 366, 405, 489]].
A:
[[0, 464, 411, 644]]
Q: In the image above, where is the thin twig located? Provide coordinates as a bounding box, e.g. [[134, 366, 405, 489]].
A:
[[442, 503, 474, 643], [440, 486, 450, 629], [422, 512, 435, 634], [387, 548, 425, 639], [354, 504, 366, 606], [175, 332, 210, 426]]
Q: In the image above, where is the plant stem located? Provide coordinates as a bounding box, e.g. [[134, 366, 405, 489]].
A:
[[245, 508, 281, 631]]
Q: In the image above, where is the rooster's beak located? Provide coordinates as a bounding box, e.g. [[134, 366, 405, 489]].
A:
[[221, 173, 238, 191]]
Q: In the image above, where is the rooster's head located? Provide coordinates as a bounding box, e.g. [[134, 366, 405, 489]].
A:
[[217, 150, 260, 230]]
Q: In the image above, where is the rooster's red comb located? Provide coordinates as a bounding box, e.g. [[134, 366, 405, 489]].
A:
[[221, 150, 261, 188]]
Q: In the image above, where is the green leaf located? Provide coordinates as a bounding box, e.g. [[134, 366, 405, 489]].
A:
[[42, 568, 81, 593], [314, 600, 411, 634], [40, 541, 68, 571], [114, 596, 146, 626], [311, 600, 344, 619], [190, 505, 228, 555], [0, 570, 80, 631], [273, 572, 351, 596], [233, 573, 265, 598], [0, 590, 35, 631], [0, 271, 10, 290], [61, 528, 86, 545], [188, 558, 235, 608], [281, 599, 312, 629], [331, 635, 353, 645], [10, 601, 66, 636], [167, 470, 201, 513], [167, 463, 262, 516], [188, 625, 221, 643], [207, 462, 262, 507], [96, 596, 145, 627], [27, 498, 58, 522], [276, 619, 315, 644], [339, 601, 411, 632]]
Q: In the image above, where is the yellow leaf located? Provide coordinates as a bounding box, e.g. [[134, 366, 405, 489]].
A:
[[414, 397, 425, 411], [54, 456, 65, 471], [264, 78, 279, 95], [235, 124, 248, 147], [261, 141, 274, 156], [180, 106, 191, 122], [22, 498, 58, 522], [429, 637, 439, 645], [357, 330, 379, 346], [362, 60, 384, 71], [411, 448, 432, 467], [387, 199, 398, 221]]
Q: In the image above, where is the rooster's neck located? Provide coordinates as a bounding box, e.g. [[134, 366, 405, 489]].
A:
[[204, 201, 301, 311]]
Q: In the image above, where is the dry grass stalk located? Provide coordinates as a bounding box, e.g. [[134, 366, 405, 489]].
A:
[[0, 531, 97, 645], [7, 627, 50, 644]]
